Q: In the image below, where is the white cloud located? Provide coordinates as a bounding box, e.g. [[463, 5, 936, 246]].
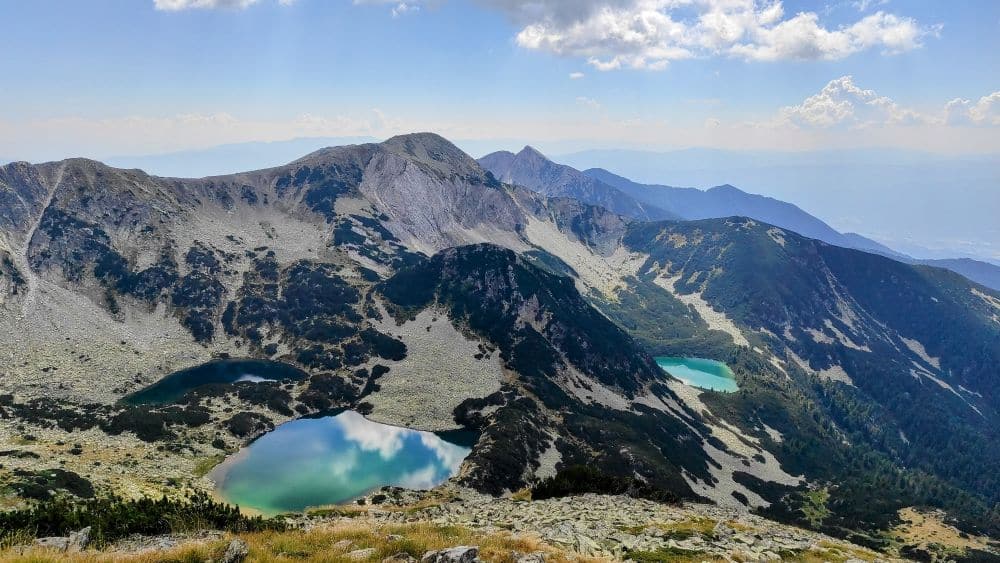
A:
[[944, 92, 1000, 126], [777, 75, 925, 128], [353, 0, 426, 16], [481, 0, 937, 71], [853, 0, 889, 12], [776, 76, 1000, 131], [576, 96, 602, 110], [152, 0, 289, 10], [569, 71, 586, 79], [394, 464, 441, 489], [418, 433, 468, 473], [333, 410, 409, 459]]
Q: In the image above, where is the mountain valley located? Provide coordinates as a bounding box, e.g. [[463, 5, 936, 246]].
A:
[[1, 133, 998, 560]]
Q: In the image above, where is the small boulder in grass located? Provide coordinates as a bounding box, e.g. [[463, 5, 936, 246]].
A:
[[220, 539, 250, 563], [421, 546, 480, 563], [347, 547, 378, 560], [68, 527, 91, 551], [334, 539, 355, 551]]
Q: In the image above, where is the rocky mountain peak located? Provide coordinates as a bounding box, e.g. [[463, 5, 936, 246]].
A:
[[516, 145, 549, 162], [379, 132, 488, 181], [479, 146, 677, 221]]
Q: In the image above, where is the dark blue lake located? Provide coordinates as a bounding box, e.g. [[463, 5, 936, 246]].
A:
[[123, 359, 308, 405]]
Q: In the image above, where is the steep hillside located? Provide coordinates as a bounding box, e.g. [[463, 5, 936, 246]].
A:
[[609, 218, 1000, 538], [374, 244, 763, 497]]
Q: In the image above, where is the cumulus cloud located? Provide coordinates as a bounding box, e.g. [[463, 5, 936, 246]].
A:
[[395, 464, 441, 489], [778, 75, 924, 128], [943, 92, 1000, 126], [479, 0, 937, 71], [418, 433, 468, 473], [776, 76, 1000, 130], [332, 410, 409, 459]]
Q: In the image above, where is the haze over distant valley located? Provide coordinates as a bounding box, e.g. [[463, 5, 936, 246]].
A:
[[557, 148, 1000, 263]]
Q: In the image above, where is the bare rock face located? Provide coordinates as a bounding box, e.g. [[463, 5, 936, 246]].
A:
[[359, 139, 524, 254], [0, 160, 51, 239]]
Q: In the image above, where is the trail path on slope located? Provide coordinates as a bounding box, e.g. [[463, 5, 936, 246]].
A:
[[18, 162, 65, 318]]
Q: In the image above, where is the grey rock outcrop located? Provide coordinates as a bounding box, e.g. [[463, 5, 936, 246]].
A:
[[33, 537, 71, 551], [220, 538, 250, 563], [32, 526, 91, 553], [421, 546, 480, 563]]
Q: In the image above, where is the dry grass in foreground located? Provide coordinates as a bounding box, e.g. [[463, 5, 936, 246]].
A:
[[0, 521, 606, 563]]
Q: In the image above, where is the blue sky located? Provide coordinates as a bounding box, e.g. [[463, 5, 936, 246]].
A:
[[1, 0, 998, 160]]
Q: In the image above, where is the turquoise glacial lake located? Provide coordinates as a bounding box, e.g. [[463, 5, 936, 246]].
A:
[[655, 357, 739, 392], [123, 359, 308, 405], [210, 411, 472, 515]]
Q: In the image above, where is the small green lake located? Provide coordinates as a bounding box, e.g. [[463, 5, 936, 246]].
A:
[[655, 357, 739, 392], [123, 359, 308, 405], [210, 411, 473, 515]]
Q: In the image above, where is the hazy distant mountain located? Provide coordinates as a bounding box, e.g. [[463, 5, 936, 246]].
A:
[[105, 136, 378, 178], [559, 148, 1000, 264], [479, 146, 679, 221], [583, 166, 1000, 291], [913, 258, 1000, 291], [584, 167, 900, 258]]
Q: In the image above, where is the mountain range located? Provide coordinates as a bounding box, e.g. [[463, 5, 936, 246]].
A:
[[1, 133, 998, 555], [480, 146, 1000, 292], [557, 147, 1000, 265]]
